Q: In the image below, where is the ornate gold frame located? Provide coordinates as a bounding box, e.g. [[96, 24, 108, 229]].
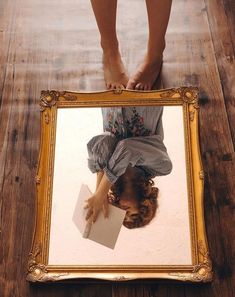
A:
[[27, 87, 212, 283]]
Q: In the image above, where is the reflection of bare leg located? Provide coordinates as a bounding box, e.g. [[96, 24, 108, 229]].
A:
[[127, 0, 172, 90], [90, 0, 128, 89]]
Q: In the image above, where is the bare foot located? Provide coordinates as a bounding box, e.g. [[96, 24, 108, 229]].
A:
[[102, 50, 129, 90], [126, 55, 163, 90]]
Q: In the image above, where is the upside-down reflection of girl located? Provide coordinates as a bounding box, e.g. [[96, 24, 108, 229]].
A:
[[85, 106, 172, 229]]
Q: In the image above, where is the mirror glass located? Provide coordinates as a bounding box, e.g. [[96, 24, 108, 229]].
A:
[[48, 106, 192, 266]]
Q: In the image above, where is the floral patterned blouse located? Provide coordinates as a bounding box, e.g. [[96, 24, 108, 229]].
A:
[[87, 106, 172, 183]]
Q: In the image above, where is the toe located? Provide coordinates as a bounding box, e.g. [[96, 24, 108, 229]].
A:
[[116, 83, 124, 90], [145, 84, 151, 91], [135, 83, 142, 90], [106, 82, 112, 90], [126, 80, 136, 90]]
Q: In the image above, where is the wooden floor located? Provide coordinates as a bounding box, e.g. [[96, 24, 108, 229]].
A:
[[0, 0, 235, 296]]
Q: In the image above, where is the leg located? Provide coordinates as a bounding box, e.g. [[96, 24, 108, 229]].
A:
[[90, 0, 128, 89], [127, 0, 172, 90]]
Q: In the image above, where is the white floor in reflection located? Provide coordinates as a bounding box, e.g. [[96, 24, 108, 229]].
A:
[[49, 106, 192, 265]]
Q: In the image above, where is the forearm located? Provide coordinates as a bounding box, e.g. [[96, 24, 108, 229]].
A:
[[96, 172, 112, 199], [85, 172, 112, 222], [96, 170, 104, 190]]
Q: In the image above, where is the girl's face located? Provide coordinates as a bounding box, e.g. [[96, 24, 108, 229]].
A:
[[118, 195, 141, 226], [118, 195, 139, 216], [117, 166, 141, 217]]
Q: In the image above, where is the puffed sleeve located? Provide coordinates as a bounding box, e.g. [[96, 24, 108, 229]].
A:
[[87, 132, 118, 173], [155, 109, 164, 139], [103, 135, 173, 183]]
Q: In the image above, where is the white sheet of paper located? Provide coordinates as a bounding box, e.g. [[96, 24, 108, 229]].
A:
[[72, 183, 126, 249], [72, 183, 91, 235], [88, 203, 126, 249]]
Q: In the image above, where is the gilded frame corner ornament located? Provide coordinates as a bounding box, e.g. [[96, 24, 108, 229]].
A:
[[28, 86, 212, 283], [169, 241, 212, 282], [27, 244, 69, 282], [40, 90, 77, 111]]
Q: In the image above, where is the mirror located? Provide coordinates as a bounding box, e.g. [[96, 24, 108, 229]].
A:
[[27, 87, 212, 282]]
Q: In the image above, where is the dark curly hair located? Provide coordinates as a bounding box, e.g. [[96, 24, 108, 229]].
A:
[[108, 168, 159, 229]]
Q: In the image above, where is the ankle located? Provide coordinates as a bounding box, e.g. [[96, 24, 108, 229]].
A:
[[101, 39, 120, 55], [102, 49, 122, 64], [144, 53, 163, 65], [147, 39, 166, 61]]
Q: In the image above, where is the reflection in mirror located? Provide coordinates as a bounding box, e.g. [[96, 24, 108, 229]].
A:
[[49, 106, 191, 266], [86, 106, 172, 228]]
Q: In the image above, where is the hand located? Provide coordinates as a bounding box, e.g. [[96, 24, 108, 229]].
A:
[[84, 193, 109, 223]]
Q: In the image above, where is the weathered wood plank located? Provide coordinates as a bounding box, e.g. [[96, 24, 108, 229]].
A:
[[203, 153, 235, 296], [112, 284, 148, 297], [204, 0, 235, 147], [162, 0, 234, 154], [0, 0, 16, 105], [0, 63, 40, 297]]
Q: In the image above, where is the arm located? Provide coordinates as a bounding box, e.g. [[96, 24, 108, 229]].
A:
[[85, 172, 112, 222], [85, 133, 118, 222], [96, 170, 104, 190]]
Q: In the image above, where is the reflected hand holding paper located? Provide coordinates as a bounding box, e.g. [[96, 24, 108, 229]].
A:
[[84, 192, 109, 222], [84, 171, 112, 222], [73, 183, 126, 249]]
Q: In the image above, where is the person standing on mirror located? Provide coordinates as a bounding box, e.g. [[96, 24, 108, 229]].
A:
[[85, 106, 172, 229], [90, 0, 172, 90]]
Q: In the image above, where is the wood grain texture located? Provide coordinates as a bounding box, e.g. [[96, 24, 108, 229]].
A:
[[204, 0, 235, 147], [0, 0, 234, 296]]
